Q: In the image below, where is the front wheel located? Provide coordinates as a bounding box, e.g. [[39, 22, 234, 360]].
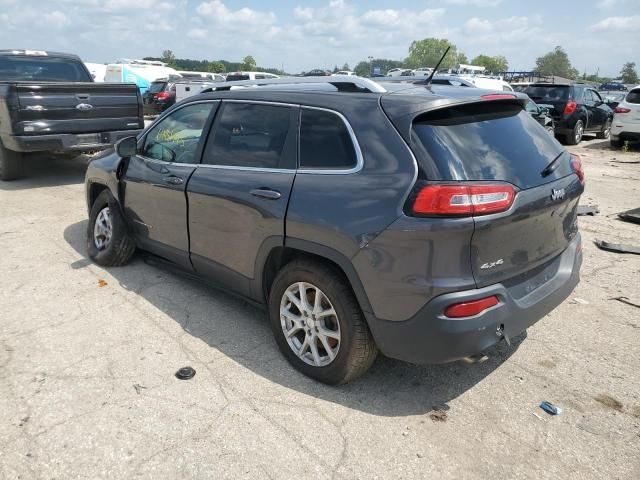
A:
[[596, 119, 611, 139], [269, 260, 377, 385], [566, 119, 585, 145], [87, 190, 136, 266]]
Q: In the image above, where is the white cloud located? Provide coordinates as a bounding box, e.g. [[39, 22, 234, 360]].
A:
[[445, 0, 503, 6], [44, 11, 70, 28], [196, 1, 276, 26], [590, 15, 640, 31]]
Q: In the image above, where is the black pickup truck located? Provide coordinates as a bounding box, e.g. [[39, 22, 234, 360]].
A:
[[0, 50, 144, 180]]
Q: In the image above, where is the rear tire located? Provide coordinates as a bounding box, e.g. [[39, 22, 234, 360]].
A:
[[268, 259, 378, 385], [0, 142, 23, 181], [87, 190, 136, 266], [565, 119, 585, 145], [610, 138, 624, 149], [596, 119, 611, 139]]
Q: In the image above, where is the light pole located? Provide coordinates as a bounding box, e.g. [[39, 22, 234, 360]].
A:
[[368, 56, 373, 77]]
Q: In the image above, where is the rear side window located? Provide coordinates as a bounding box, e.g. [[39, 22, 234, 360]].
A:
[[525, 86, 570, 102], [226, 74, 250, 81], [202, 102, 295, 169], [410, 102, 567, 189], [147, 82, 167, 93], [627, 90, 640, 104], [0, 55, 92, 82], [299, 109, 357, 170]]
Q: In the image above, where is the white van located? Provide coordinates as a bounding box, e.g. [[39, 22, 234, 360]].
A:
[[84, 62, 107, 82], [104, 59, 181, 93], [175, 79, 226, 102], [177, 71, 225, 81], [225, 71, 279, 82]]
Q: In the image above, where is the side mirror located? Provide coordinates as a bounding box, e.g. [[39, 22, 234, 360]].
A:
[[115, 136, 138, 158]]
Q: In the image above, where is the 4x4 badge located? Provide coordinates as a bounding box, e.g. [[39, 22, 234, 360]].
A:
[[551, 188, 566, 201]]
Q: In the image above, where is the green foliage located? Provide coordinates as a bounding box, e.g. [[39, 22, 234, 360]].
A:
[[620, 62, 638, 84], [161, 49, 176, 68], [457, 52, 469, 65], [207, 61, 225, 73], [470, 54, 509, 73], [143, 56, 283, 75], [535, 46, 579, 79], [241, 55, 256, 71], [342, 63, 350, 71], [406, 38, 458, 69]]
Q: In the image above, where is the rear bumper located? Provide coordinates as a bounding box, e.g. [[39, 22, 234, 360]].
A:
[[2, 129, 142, 153], [143, 101, 173, 116], [611, 121, 640, 140], [365, 235, 582, 364]]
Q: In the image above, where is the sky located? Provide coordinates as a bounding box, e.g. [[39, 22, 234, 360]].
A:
[[0, 0, 638, 76]]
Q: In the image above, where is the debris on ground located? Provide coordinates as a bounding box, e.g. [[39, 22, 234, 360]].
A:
[[175, 366, 196, 380], [539, 401, 562, 416], [573, 298, 590, 305], [133, 384, 147, 394], [98, 279, 108, 287], [610, 296, 640, 309], [594, 240, 640, 255], [429, 406, 448, 422], [618, 207, 640, 225], [532, 412, 543, 420], [577, 205, 599, 216]]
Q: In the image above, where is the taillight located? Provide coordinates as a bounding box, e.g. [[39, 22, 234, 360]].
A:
[[155, 91, 170, 100], [570, 154, 584, 184], [564, 100, 577, 115], [444, 295, 499, 318], [481, 94, 516, 101], [412, 184, 515, 217], [614, 106, 631, 113]]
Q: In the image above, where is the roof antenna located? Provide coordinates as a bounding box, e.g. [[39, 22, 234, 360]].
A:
[[420, 46, 451, 87]]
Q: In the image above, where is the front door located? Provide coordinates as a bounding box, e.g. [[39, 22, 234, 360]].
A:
[[121, 101, 218, 267], [186, 101, 298, 298]]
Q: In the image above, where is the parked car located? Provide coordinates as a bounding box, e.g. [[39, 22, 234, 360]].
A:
[[412, 67, 433, 76], [303, 69, 330, 77], [177, 71, 225, 81], [331, 71, 356, 76], [524, 83, 613, 145], [225, 71, 280, 81], [525, 99, 555, 133], [610, 86, 640, 148], [85, 77, 583, 384], [602, 92, 625, 109], [387, 68, 413, 77], [599, 82, 627, 92], [0, 49, 143, 181], [142, 79, 178, 115]]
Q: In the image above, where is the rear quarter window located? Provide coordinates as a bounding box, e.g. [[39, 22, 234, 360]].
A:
[[299, 108, 357, 170], [626, 90, 640, 104]]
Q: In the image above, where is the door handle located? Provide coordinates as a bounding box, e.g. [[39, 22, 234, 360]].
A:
[[250, 188, 281, 200], [164, 175, 184, 185]]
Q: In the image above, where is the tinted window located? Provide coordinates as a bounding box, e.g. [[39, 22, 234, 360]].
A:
[[583, 90, 594, 103], [411, 102, 567, 189], [626, 90, 640, 104], [0, 55, 92, 82], [226, 74, 250, 81], [143, 102, 215, 163], [147, 82, 167, 93], [203, 103, 294, 169], [525, 85, 570, 102], [300, 109, 357, 169], [592, 90, 603, 102]]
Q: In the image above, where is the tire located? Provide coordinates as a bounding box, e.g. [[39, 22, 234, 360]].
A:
[[0, 142, 23, 181], [596, 119, 611, 139], [87, 190, 136, 267], [610, 137, 624, 149], [268, 259, 378, 385], [565, 119, 585, 145]]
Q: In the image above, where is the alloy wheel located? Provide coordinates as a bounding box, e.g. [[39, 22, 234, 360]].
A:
[[93, 207, 113, 251]]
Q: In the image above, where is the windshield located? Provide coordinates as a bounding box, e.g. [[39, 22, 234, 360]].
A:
[[411, 102, 567, 189], [0, 55, 92, 82], [147, 82, 167, 93], [525, 85, 570, 102]]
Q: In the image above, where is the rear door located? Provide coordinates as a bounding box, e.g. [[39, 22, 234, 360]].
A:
[[121, 101, 218, 267], [186, 101, 298, 297], [408, 101, 583, 287]]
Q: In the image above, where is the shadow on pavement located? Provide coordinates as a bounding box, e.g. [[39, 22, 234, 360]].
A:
[[0, 154, 89, 191], [64, 219, 525, 418]]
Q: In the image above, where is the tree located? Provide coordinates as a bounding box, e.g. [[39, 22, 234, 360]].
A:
[[457, 52, 469, 65], [207, 61, 225, 73], [535, 46, 579, 79], [241, 55, 256, 71], [161, 49, 176, 67], [620, 62, 638, 84], [342, 62, 350, 71], [471, 54, 509, 73], [333, 65, 339, 73], [405, 38, 458, 69]]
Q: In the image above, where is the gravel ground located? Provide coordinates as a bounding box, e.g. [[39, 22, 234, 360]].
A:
[[1, 136, 639, 479]]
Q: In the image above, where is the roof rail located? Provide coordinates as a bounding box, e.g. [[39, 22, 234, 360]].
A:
[[202, 75, 387, 94]]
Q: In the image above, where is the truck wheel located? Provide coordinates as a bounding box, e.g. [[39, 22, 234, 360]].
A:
[[269, 259, 378, 385], [565, 119, 584, 145], [87, 190, 135, 267], [0, 143, 23, 181], [596, 119, 611, 139]]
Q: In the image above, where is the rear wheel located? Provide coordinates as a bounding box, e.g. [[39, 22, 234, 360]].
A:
[[269, 259, 377, 385], [565, 119, 585, 145], [87, 190, 136, 266], [610, 137, 624, 149], [596, 119, 611, 139], [0, 142, 23, 181]]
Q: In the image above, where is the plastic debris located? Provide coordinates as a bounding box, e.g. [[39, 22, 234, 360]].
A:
[[573, 298, 589, 305], [98, 279, 108, 287], [618, 207, 640, 225], [175, 366, 196, 380], [610, 296, 640, 309], [595, 239, 640, 255], [539, 401, 562, 416], [133, 384, 147, 394]]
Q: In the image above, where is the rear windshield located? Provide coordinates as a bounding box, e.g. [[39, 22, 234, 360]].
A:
[[0, 55, 92, 82], [627, 90, 640, 104], [525, 85, 570, 102], [147, 82, 167, 93], [411, 102, 567, 189], [226, 74, 250, 81]]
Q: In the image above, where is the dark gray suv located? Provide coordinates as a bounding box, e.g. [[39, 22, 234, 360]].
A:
[[84, 77, 584, 384]]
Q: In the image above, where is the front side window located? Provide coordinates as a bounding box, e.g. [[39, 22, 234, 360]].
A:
[[202, 102, 294, 169], [143, 102, 215, 163], [299, 109, 357, 170]]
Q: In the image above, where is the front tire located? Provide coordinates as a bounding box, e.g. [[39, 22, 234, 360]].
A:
[[269, 259, 377, 385], [0, 143, 23, 181], [87, 190, 136, 266], [565, 119, 585, 145], [596, 119, 611, 139]]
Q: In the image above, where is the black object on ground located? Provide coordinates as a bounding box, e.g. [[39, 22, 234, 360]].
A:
[[175, 366, 196, 380], [539, 401, 562, 416], [618, 207, 640, 225], [595, 239, 640, 255], [611, 296, 640, 309], [577, 205, 599, 216]]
